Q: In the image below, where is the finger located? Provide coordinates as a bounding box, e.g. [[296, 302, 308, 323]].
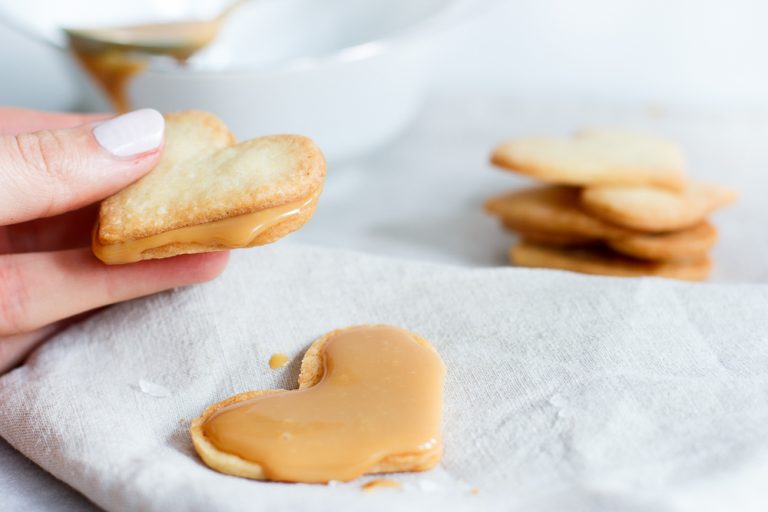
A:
[[0, 249, 229, 336], [0, 108, 165, 225], [0, 205, 98, 254], [0, 323, 60, 374], [0, 108, 110, 135], [0, 310, 98, 374]]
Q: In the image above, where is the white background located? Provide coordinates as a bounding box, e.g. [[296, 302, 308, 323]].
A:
[[434, 0, 768, 110]]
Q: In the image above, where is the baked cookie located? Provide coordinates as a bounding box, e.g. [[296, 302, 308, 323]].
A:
[[491, 129, 686, 190], [607, 221, 717, 261], [485, 186, 641, 240], [515, 228, 597, 247], [92, 111, 325, 264], [581, 182, 737, 232], [509, 241, 711, 281], [190, 325, 445, 483]]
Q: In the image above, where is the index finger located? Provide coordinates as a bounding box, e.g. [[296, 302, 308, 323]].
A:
[[0, 108, 110, 135]]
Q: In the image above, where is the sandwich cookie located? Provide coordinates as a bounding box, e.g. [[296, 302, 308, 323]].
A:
[[93, 111, 325, 264]]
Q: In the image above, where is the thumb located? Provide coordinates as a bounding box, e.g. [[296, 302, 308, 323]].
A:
[[0, 109, 164, 225]]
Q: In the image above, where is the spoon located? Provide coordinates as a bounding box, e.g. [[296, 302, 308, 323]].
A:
[[63, 0, 248, 60]]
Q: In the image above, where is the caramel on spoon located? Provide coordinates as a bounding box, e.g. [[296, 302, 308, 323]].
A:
[[65, 0, 247, 112]]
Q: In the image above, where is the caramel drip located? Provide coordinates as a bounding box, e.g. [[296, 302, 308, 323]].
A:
[[202, 326, 445, 483], [92, 190, 319, 264], [66, 19, 221, 112], [361, 479, 401, 491], [269, 354, 290, 369], [68, 47, 145, 114]]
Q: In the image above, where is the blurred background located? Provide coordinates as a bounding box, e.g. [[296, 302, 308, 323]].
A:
[[440, 0, 768, 110], [2, 0, 766, 115], [0, 0, 766, 275]]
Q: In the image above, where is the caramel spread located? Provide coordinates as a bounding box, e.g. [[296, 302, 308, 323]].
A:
[[361, 479, 401, 492], [202, 326, 445, 483], [269, 354, 290, 369], [67, 43, 145, 114], [65, 13, 229, 112], [92, 189, 319, 264]]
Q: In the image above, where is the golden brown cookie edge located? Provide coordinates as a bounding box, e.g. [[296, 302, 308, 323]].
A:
[[485, 186, 644, 240], [490, 136, 686, 191], [607, 222, 717, 261], [580, 183, 737, 232], [510, 241, 711, 281], [97, 113, 327, 244]]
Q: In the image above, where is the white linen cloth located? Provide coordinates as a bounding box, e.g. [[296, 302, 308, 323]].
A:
[[2, 93, 768, 510], [2, 245, 768, 512]]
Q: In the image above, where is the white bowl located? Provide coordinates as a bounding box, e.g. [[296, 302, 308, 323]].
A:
[[0, 0, 479, 163]]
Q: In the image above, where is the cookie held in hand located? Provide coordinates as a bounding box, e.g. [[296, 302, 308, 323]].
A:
[[491, 129, 686, 190], [190, 325, 445, 483], [92, 111, 326, 264]]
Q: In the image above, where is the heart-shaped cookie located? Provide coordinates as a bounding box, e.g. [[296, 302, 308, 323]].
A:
[[93, 111, 325, 264], [515, 228, 597, 247], [581, 182, 737, 232], [491, 129, 686, 190], [510, 241, 711, 281], [190, 325, 445, 483], [607, 221, 717, 261], [485, 186, 643, 240]]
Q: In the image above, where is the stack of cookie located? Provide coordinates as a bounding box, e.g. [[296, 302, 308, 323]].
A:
[[485, 130, 736, 281]]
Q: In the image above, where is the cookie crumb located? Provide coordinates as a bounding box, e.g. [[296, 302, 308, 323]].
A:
[[138, 379, 171, 398]]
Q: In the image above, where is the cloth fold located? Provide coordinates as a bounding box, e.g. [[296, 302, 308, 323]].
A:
[[1, 245, 767, 512]]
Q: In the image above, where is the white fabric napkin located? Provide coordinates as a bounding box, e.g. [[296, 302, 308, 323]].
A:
[[2, 245, 768, 512]]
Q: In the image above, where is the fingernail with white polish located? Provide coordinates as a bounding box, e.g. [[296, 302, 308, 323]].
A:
[[93, 108, 164, 157]]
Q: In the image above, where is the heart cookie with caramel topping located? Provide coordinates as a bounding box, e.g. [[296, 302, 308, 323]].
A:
[[92, 110, 325, 264], [190, 325, 445, 483]]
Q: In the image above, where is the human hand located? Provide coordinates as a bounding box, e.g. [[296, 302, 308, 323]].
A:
[[0, 108, 229, 374]]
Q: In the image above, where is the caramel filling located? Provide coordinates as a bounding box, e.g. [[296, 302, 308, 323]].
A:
[[202, 325, 445, 483], [92, 190, 319, 264], [67, 47, 145, 114], [268, 354, 290, 369], [66, 19, 222, 112]]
